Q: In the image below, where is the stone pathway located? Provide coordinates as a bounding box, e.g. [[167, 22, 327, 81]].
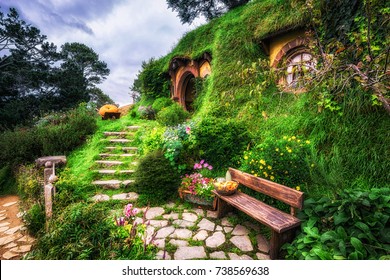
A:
[[135, 205, 271, 260], [0, 195, 35, 260], [91, 125, 141, 201]]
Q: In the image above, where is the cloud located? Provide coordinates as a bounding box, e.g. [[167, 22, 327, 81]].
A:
[[0, 0, 205, 106]]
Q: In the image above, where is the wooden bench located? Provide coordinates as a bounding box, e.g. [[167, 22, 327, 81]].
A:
[[212, 167, 304, 259]]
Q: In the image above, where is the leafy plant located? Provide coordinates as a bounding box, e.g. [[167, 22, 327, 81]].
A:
[[133, 150, 181, 205], [152, 97, 174, 113], [111, 204, 157, 260], [156, 103, 190, 126], [191, 117, 250, 171], [240, 135, 313, 190], [283, 187, 390, 260], [138, 105, 156, 120], [23, 203, 46, 237]]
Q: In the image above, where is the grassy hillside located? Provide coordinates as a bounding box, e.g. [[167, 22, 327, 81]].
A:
[[137, 0, 389, 197]]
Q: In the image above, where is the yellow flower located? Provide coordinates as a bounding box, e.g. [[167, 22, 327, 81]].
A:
[[267, 165, 272, 170], [283, 136, 287, 140], [280, 153, 284, 156], [263, 171, 268, 177], [311, 163, 315, 168], [260, 166, 264, 169], [254, 173, 258, 177], [260, 159, 266, 165], [288, 138, 292, 141], [244, 155, 248, 160], [275, 148, 279, 152], [305, 140, 311, 144], [292, 136, 296, 140], [288, 149, 292, 153], [296, 186, 301, 191], [251, 170, 255, 174], [270, 176, 275, 181], [285, 171, 289, 174], [297, 139, 301, 143]]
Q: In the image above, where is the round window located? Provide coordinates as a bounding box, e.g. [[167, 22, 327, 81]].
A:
[[286, 52, 316, 88]]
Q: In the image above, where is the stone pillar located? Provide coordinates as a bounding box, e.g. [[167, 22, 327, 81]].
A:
[[44, 183, 54, 219]]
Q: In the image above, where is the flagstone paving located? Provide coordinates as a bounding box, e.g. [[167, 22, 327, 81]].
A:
[[0, 195, 36, 260], [133, 205, 271, 260]]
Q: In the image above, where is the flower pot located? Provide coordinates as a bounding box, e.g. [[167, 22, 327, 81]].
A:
[[178, 189, 217, 210]]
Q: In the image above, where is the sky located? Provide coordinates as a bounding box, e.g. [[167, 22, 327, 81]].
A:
[[0, 0, 204, 106]]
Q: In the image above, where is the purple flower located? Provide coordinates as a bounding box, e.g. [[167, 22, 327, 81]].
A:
[[116, 217, 125, 226]]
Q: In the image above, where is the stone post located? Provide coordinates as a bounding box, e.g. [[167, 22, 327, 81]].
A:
[[36, 156, 66, 223]]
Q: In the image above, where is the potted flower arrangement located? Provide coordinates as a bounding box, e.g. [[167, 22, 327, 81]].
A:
[[178, 160, 216, 209]]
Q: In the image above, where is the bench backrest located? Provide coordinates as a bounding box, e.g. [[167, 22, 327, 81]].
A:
[[228, 168, 304, 211]]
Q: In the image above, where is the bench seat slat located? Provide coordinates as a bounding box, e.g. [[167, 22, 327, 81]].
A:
[[229, 168, 304, 210], [213, 191, 301, 233]]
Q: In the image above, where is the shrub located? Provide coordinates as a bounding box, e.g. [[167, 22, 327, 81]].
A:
[[0, 104, 97, 165], [23, 203, 46, 237], [283, 187, 390, 260], [156, 103, 190, 126], [140, 126, 165, 155], [133, 150, 181, 205], [0, 165, 16, 195], [240, 135, 312, 190], [138, 105, 156, 120], [162, 121, 196, 173], [16, 164, 43, 202], [152, 97, 174, 113], [28, 203, 115, 260], [191, 117, 250, 171]]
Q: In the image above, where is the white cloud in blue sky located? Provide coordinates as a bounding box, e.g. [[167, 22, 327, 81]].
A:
[[0, 0, 204, 105]]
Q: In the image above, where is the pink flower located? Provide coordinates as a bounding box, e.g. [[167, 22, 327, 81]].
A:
[[200, 160, 205, 165], [208, 165, 213, 170], [132, 208, 139, 215], [203, 163, 209, 168], [185, 126, 191, 134], [194, 163, 201, 169], [124, 204, 133, 218]]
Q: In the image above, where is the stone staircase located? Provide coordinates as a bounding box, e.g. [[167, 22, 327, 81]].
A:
[[91, 125, 141, 202]]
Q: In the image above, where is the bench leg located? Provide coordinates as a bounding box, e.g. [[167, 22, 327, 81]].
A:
[[270, 229, 297, 259], [215, 197, 232, 218], [270, 231, 281, 260]]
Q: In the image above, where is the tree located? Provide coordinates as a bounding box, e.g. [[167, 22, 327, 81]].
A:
[[166, 0, 250, 24], [56, 42, 110, 110], [0, 7, 111, 129], [87, 87, 115, 108], [0, 7, 59, 128]]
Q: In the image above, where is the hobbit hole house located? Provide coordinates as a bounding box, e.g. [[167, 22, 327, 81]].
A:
[[169, 53, 212, 111]]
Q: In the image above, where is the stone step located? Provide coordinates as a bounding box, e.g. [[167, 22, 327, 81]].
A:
[[105, 146, 138, 151], [92, 180, 122, 189], [99, 153, 137, 158], [95, 169, 135, 175], [127, 126, 141, 131], [92, 179, 135, 189], [103, 131, 133, 137], [122, 180, 135, 186], [108, 139, 132, 144], [95, 160, 123, 166]]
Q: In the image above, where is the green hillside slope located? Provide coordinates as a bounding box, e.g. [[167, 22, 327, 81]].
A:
[[136, 0, 389, 197]]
